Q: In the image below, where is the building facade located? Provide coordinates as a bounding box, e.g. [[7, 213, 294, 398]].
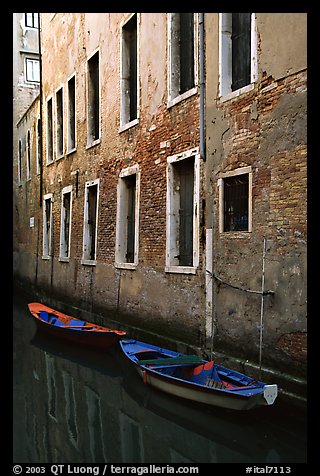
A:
[[13, 13, 307, 396]]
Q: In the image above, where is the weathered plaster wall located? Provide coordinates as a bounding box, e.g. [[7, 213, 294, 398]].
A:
[[205, 13, 307, 375]]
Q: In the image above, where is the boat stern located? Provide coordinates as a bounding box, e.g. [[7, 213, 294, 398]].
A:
[[263, 384, 278, 405]]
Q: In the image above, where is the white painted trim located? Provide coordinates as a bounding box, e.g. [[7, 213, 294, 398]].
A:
[[119, 13, 140, 130], [218, 13, 258, 101], [115, 164, 140, 268], [59, 185, 73, 260], [166, 147, 200, 273], [82, 179, 100, 263], [55, 84, 64, 160], [167, 13, 199, 107], [66, 72, 77, 154], [46, 95, 54, 165], [86, 48, 101, 147], [42, 193, 53, 259], [218, 166, 252, 234]]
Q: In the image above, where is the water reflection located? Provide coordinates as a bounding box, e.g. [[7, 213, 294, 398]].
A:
[[13, 293, 307, 464]]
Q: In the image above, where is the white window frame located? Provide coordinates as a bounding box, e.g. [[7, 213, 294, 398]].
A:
[[115, 164, 140, 269], [24, 13, 39, 29], [59, 185, 73, 261], [166, 147, 200, 274], [67, 73, 77, 154], [119, 13, 140, 132], [167, 13, 199, 108], [82, 179, 100, 265], [46, 95, 54, 164], [218, 13, 258, 101], [55, 85, 64, 159], [86, 48, 101, 148], [25, 57, 40, 83], [43, 193, 53, 259], [218, 166, 253, 234]]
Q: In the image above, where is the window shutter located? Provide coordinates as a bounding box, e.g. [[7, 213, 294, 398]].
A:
[[231, 13, 251, 91]]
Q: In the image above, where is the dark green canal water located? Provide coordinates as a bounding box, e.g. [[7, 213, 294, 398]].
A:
[[13, 291, 307, 464]]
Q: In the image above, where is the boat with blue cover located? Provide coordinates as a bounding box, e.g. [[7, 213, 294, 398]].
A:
[[120, 339, 278, 411], [28, 302, 126, 349]]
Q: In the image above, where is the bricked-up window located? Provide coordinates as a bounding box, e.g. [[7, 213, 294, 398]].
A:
[[67, 75, 76, 152], [82, 180, 99, 263], [26, 130, 31, 180], [166, 149, 200, 273], [219, 167, 252, 233], [43, 194, 53, 258], [47, 97, 54, 163], [18, 139, 22, 184], [115, 165, 140, 268], [25, 13, 39, 29], [87, 52, 100, 145], [169, 13, 196, 103], [121, 14, 138, 127], [56, 87, 64, 158], [219, 13, 257, 98], [60, 186, 72, 260]]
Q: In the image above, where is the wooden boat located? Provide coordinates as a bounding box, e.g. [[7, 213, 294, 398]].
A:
[[120, 339, 278, 411], [28, 302, 126, 349]]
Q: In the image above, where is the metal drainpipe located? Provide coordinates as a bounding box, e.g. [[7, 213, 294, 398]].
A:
[[38, 12, 43, 208], [199, 13, 205, 162]]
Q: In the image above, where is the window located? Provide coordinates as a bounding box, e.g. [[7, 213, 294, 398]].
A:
[[115, 165, 140, 268], [219, 13, 257, 99], [87, 51, 100, 145], [47, 97, 54, 163], [56, 87, 64, 158], [82, 180, 99, 263], [36, 118, 41, 175], [25, 13, 39, 29], [43, 193, 53, 258], [120, 14, 138, 129], [59, 186, 72, 260], [219, 167, 252, 233], [67, 75, 76, 152], [26, 58, 40, 83], [26, 130, 31, 180], [168, 13, 197, 106], [166, 148, 200, 273], [18, 140, 22, 184]]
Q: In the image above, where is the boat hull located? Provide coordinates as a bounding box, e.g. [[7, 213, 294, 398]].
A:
[[120, 339, 278, 411], [28, 303, 126, 349]]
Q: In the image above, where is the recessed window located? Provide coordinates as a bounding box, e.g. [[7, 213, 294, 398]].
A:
[[168, 13, 197, 106], [166, 148, 200, 273], [43, 193, 53, 258], [47, 97, 54, 164], [56, 87, 64, 158], [26, 58, 40, 83], [219, 167, 252, 233], [219, 13, 257, 98], [82, 180, 99, 263], [87, 51, 100, 145], [25, 13, 39, 29], [36, 118, 41, 175], [115, 165, 140, 268], [67, 75, 76, 152], [26, 130, 31, 180], [120, 14, 138, 128], [18, 139, 22, 184], [60, 186, 72, 260]]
